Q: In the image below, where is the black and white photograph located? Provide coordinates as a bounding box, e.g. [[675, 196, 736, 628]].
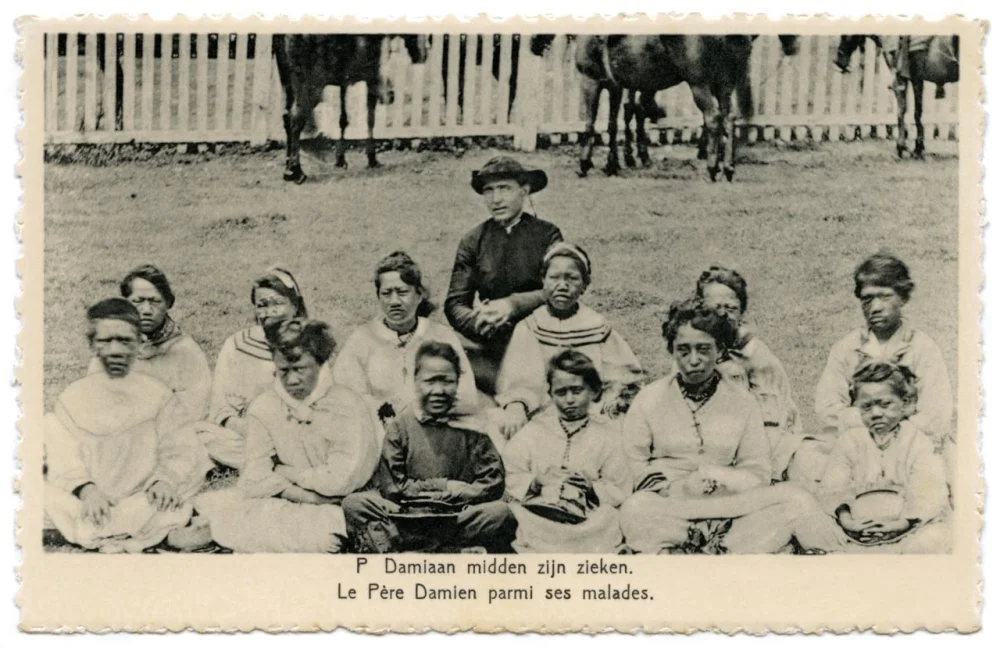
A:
[[14, 14, 984, 633]]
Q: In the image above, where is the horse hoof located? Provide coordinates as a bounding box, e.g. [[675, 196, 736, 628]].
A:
[[283, 168, 306, 183], [578, 160, 593, 177], [724, 168, 734, 182], [603, 164, 620, 176], [623, 155, 636, 169], [897, 145, 907, 159], [708, 167, 719, 182], [335, 158, 348, 169], [640, 154, 652, 168], [697, 149, 709, 161], [367, 159, 381, 169]]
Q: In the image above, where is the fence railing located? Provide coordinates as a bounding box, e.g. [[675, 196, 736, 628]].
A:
[[43, 33, 960, 149]]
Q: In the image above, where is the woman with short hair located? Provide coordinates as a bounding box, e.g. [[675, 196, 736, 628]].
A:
[[184, 319, 381, 553], [619, 298, 834, 554], [87, 264, 212, 425]]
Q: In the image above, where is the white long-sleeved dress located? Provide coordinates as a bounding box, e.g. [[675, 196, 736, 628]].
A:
[[194, 368, 381, 553], [44, 371, 210, 553]]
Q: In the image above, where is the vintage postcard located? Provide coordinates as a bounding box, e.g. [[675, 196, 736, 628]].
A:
[[15, 13, 984, 633]]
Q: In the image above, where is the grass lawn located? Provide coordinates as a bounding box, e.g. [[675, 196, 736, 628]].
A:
[[43, 138, 960, 440]]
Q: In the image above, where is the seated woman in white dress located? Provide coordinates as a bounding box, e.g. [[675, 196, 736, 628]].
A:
[[619, 297, 837, 554], [196, 267, 310, 469], [693, 266, 806, 482], [44, 298, 210, 553], [87, 264, 212, 425], [495, 242, 643, 440], [503, 350, 632, 553], [184, 319, 381, 553], [333, 251, 480, 428]]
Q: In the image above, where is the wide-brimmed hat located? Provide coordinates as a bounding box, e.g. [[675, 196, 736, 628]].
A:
[[471, 156, 548, 194]]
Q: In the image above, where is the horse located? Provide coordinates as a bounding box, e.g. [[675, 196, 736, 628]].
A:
[[835, 35, 959, 159], [438, 34, 520, 123], [273, 34, 430, 184], [530, 34, 800, 182]]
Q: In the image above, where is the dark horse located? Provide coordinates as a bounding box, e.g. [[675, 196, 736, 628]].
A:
[[531, 34, 800, 182], [274, 34, 429, 184], [835, 35, 958, 159]]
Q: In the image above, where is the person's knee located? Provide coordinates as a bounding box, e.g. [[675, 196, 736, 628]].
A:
[[468, 501, 516, 527], [620, 491, 659, 522], [342, 491, 383, 525]]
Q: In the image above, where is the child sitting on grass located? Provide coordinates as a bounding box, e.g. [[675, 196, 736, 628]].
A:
[[817, 361, 951, 553]]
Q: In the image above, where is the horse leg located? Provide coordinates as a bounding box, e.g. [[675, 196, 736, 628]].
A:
[[283, 82, 317, 184], [913, 79, 925, 159], [335, 84, 349, 168], [894, 77, 909, 158], [691, 84, 721, 181], [636, 97, 652, 168], [366, 81, 380, 168], [577, 78, 602, 177], [623, 90, 636, 168], [721, 99, 736, 182], [604, 85, 623, 176]]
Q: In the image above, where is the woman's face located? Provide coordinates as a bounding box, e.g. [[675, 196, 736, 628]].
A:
[[377, 271, 422, 332], [254, 287, 297, 329], [273, 348, 321, 401], [481, 178, 528, 225], [543, 256, 587, 313], [701, 282, 743, 327], [549, 369, 596, 421], [672, 323, 721, 385], [127, 278, 169, 335]]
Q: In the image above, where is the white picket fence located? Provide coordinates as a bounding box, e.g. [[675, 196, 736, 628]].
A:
[[43, 33, 960, 149]]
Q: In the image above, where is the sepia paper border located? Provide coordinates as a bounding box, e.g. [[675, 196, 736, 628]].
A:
[[14, 13, 986, 633]]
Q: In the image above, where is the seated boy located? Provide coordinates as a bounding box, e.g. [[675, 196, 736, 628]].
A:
[[817, 362, 951, 553]]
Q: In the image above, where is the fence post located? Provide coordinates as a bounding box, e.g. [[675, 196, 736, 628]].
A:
[[83, 33, 97, 132], [514, 34, 539, 151], [250, 33, 273, 145], [45, 33, 58, 132]]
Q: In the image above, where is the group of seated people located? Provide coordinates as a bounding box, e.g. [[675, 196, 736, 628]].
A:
[[43, 156, 955, 555]]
